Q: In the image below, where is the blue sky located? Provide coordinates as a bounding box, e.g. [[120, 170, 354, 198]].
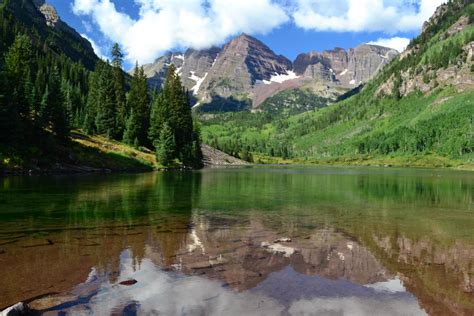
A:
[[48, 0, 444, 69]]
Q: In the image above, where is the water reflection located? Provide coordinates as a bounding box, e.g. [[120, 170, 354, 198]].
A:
[[0, 167, 473, 315]]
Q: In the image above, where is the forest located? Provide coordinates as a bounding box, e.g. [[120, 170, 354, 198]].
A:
[[0, 2, 203, 170]]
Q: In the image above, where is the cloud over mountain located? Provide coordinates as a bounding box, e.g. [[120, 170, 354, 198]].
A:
[[72, 0, 288, 64], [368, 37, 411, 53], [72, 0, 445, 64], [292, 0, 445, 33]]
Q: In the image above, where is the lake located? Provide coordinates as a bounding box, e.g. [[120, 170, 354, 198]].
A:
[[0, 166, 473, 315]]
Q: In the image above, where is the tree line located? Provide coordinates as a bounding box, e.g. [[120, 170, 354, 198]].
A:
[[0, 8, 203, 168]]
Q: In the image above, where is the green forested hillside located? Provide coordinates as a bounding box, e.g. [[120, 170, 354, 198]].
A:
[[0, 0, 203, 172], [200, 0, 474, 168]]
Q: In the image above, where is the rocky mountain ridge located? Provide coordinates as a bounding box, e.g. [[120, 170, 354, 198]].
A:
[[142, 34, 399, 111], [3, 0, 98, 70]]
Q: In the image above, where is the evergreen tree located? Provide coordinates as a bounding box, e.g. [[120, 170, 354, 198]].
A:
[[83, 70, 100, 135], [124, 63, 150, 147], [0, 60, 20, 144], [48, 68, 69, 139], [156, 123, 176, 166], [95, 62, 117, 137], [4, 33, 32, 142], [111, 43, 126, 138], [148, 64, 203, 167], [149, 90, 165, 143]]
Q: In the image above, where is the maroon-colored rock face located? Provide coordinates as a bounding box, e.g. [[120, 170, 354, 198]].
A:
[[294, 45, 398, 87], [141, 34, 398, 111]]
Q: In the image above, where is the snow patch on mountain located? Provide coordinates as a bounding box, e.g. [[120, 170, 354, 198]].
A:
[[189, 71, 208, 95], [263, 71, 299, 85], [211, 54, 219, 67]]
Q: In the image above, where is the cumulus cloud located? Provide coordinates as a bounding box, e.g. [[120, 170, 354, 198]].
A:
[[292, 0, 446, 33], [368, 37, 411, 53], [72, 0, 289, 64], [72, 0, 444, 65]]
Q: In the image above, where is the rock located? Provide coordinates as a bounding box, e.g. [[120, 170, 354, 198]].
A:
[[141, 33, 400, 112], [201, 144, 248, 166], [119, 279, 138, 286], [200, 33, 292, 100], [0, 302, 29, 316], [273, 238, 292, 243], [261, 242, 296, 257], [294, 45, 398, 87], [39, 4, 59, 27], [187, 261, 212, 270], [29, 294, 77, 311]]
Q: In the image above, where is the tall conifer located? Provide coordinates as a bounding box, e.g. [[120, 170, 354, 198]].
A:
[[111, 43, 126, 138], [124, 63, 150, 147]]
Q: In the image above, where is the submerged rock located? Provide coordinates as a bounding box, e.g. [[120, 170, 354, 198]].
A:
[[273, 238, 292, 243], [119, 279, 138, 286], [28, 294, 77, 311]]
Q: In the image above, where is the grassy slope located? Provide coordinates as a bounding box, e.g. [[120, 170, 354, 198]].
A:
[[0, 131, 163, 173], [201, 3, 474, 169], [202, 88, 473, 170]]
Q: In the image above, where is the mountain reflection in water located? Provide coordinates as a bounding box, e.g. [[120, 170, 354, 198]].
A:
[[0, 167, 472, 315]]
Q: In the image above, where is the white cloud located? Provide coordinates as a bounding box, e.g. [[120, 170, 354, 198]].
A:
[[292, 0, 446, 33], [72, 0, 445, 65], [72, 0, 289, 64], [368, 37, 411, 52], [81, 33, 107, 59]]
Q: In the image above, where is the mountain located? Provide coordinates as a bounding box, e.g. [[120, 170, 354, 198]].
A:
[[2, 0, 98, 70], [142, 34, 398, 112], [294, 45, 398, 87], [200, 0, 474, 168]]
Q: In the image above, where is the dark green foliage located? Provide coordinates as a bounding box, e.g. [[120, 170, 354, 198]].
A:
[[111, 43, 126, 137], [0, 1, 91, 149], [198, 95, 251, 113], [200, 0, 474, 164], [0, 58, 20, 144], [124, 64, 150, 147], [46, 67, 69, 140], [260, 88, 330, 116], [156, 123, 176, 166], [0, 0, 204, 169], [95, 62, 118, 138], [149, 65, 203, 168], [83, 71, 99, 135]]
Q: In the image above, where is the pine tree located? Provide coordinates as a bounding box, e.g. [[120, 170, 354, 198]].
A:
[[0, 60, 20, 144], [4, 33, 32, 142], [124, 63, 150, 147], [148, 64, 203, 167], [156, 123, 176, 166], [95, 62, 117, 137], [111, 43, 126, 138], [83, 70, 100, 134], [49, 67, 69, 140], [149, 90, 165, 144]]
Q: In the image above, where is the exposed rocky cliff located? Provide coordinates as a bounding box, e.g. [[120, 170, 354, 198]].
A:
[[294, 45, 398, 87], [377, 3, 474, 98], [197, 33, 292, 101], [142, 34, 397, 111]]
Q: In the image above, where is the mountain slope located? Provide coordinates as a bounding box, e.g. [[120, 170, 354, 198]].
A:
[[1, 0, 98, 69], [142, 34, 398, 112], [200, 0, 474, 168]]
